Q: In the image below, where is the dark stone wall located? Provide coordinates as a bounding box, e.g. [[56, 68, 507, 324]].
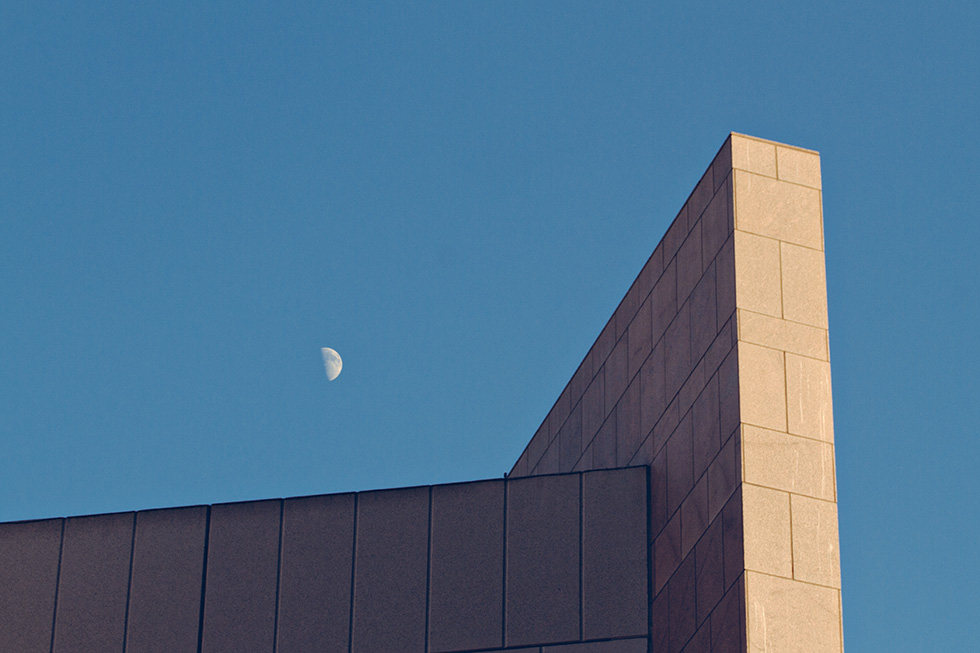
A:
[[0, 467, 648, 653], [510, 136, 745, 653]]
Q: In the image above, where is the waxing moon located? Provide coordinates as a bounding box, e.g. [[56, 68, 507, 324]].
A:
[[321, 347, 342, 381]]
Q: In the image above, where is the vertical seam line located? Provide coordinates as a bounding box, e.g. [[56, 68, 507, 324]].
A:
[[424, 487, 432, 653], [48, 518, 66, 653], [272, 500, 284, 652], [646, 466, 654, 653], [501, 479, 508, 648], [121, 513, 137, 652], [347, 494, 358, 653], [579, 473, 584, 642], [196, 506, 211, 653]]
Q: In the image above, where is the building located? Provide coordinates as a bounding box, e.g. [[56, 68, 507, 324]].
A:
[[0, 133, 842, 652]]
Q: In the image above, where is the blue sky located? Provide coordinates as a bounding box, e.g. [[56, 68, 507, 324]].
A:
[[1, 2, 978, 650]]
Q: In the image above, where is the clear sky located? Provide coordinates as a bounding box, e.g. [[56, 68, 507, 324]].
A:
[[2, 2, 978, 650]]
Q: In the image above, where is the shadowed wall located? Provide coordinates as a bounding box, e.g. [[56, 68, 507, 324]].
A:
[[0, 469, 648, 653]]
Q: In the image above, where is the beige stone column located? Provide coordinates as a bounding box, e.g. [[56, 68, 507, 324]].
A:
[[731, 134, 843, 653]]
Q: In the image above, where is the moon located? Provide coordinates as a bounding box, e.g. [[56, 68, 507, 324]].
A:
[[321, 347, 342, 381]]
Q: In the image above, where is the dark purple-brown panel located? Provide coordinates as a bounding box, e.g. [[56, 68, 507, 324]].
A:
[[428, 479, 505, 652], [277, 493, 355, 653], [200, 500, 281, 653], [351, 486, 429, 652], [125, 506, 208, 653], [544, 638, 649, 652], [582, 468, 648, 640], [506, 473, 580, 647], [52, 512, 134, 653], [0, 519, 62, 652]]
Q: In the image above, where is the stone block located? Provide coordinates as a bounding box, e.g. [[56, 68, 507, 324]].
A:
[[722, 489, 743, 592], [791, 495, 841, 589], [582, 468, 648, 640], [712, 137, 733, 192], [776, 145, 822, 189], [593, 416, 617, 470], [594, 318, 616, 367], [535, 439, 559, 474], [681, 475, 708, 559], [617, 379, 644, 466], [526, 421, 549, 473], [640, 341, 667, 441], [668, 553, 697, 653], [678, 357, 706, 420], [780, 241, 829, 328], [745, 572, 842, 653], [351, 488, 429, 652], [785, 353, 835, 443], [127, 507, 208, 653], [708, 428, 739, 524], [54, 512, 135, 653], [737, 342, 787, 432], [692, 374, 721, 481], [629, 431, 654, 466], [731, 134, 777, 177], [677, 221, 703, 304], [429, 481, 504, 652], [654, 510, 681, 596], [666, 412, 694, 517], [737, 309, 828, 360], [583, 368, 605, 444], [742, 425, 836, 501], [685, 622, 712, 653], [616, 275, 644, 341], [551, 385, 571, 437], [653, 395, 681, 460], [711, 575, 746, 653], [278, 495, 356, 653], [695, 516, 724, 627], [704, 314, 735, 378], [741, 485, 792, 579], [690, 261, 718, 363], [734, 171, 822, 250], [665, 301, 692, 401], [652, 258, 678, 345], [0, 518, 62, 653], [702, 175, 733, 266], [506, 474, 580, 647], [689, 166, 715, 223], [650, 448, 669, 539], [734, 230, 781, 318], [717, 349, 740, 438], [629, 293, 653, 380], [651, 589, 669, 652], [574, 440, 594, 472], [559, 403, 584, 472], [663, 204, 690, 263], [570, 352, 594, 409], [605, 336, 630, 417], [716, 235, 736, 323]]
